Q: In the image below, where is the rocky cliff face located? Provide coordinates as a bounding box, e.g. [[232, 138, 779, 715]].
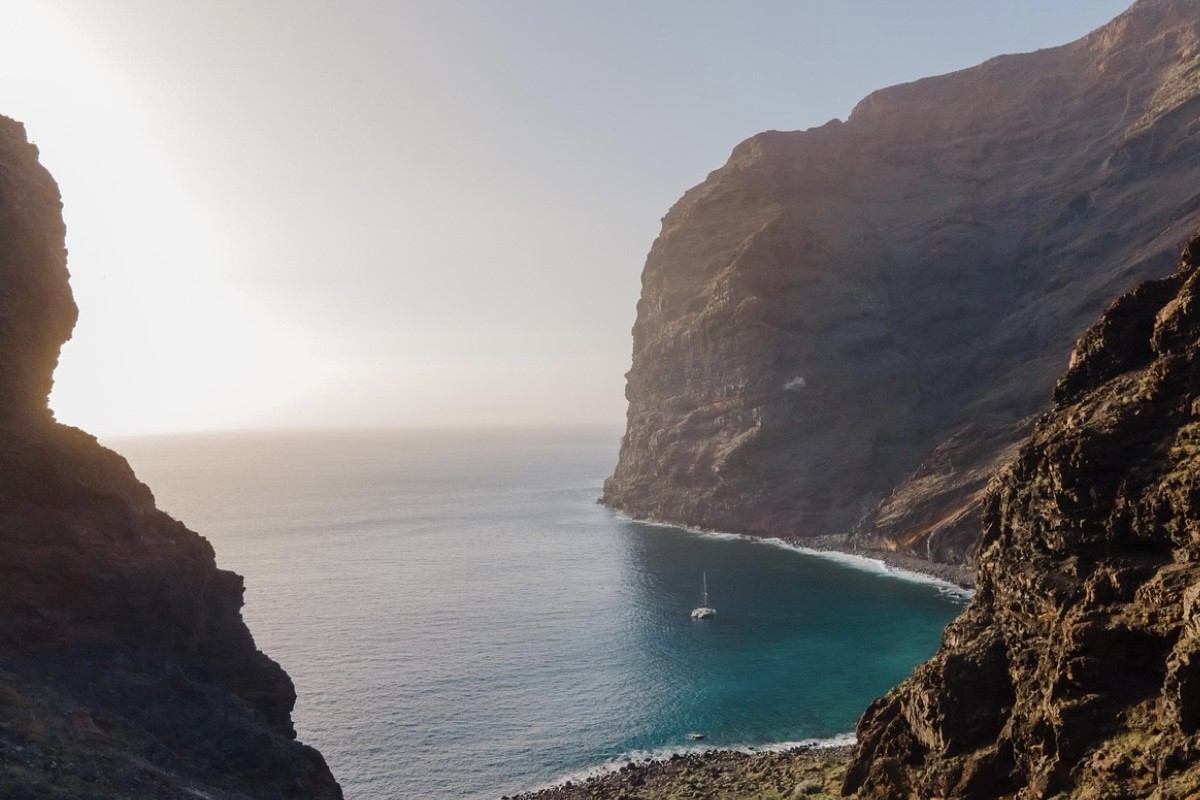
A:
[[604, 0, 1200, 563], [845, 232, 1200, 798], [0, 117, 341, 798]]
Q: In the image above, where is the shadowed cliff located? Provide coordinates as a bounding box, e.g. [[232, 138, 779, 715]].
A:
[[605, 0, 1200, 563], [846, 231, 1200, 798], [0, 116, 341, 798]]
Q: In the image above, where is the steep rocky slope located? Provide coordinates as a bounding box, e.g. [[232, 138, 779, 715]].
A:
[[0, 118, 341, 797], [845, 232, 1200, 798], [605, 0, 1200, 563]]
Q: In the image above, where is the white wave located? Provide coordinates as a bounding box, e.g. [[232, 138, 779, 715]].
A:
[[611, 511, 744, 542], [771, 542, 975, 603], [610, 510, 975, 602], [527, 732, 856, 793]]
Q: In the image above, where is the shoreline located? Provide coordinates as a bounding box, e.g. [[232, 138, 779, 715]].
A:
[[607, 507, 976, 592], [784, 533, 976, 591], [510, 744, 853, 800]]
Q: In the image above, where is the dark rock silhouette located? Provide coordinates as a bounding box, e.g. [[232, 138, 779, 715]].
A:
[[605, 0, 1200, 564], [847, 230, 1200, 798], [0, 115, 341, 798]]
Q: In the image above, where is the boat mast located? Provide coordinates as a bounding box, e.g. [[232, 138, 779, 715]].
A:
[[702, 572, 709, 606]]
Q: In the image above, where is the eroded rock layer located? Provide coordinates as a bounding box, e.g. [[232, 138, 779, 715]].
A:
[[605, 0, 1200, 563], [0, 116, 341, 798], [845, 232, 1200, 798]]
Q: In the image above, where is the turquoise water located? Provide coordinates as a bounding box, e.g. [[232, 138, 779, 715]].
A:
[[110, 429, 965, 799]]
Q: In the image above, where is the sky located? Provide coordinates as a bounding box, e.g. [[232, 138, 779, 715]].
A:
[[0, 0, 1133, 436]]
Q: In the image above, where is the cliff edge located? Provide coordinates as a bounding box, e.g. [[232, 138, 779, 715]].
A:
[[0, 117, 341, 798], [604, 0, 1200, 563], [846, 231, 1200, 798]]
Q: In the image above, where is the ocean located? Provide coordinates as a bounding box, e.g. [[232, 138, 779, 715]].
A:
[[110, 428, 966, 799]]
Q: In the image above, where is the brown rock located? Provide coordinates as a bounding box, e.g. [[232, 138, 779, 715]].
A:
[[846, 231, 1200, 798]]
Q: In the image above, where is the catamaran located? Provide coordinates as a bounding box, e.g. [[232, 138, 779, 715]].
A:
[[691, 572, 716, 619]]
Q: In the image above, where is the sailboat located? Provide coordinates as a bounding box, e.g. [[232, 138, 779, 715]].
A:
[[691, 572, 716, 619]]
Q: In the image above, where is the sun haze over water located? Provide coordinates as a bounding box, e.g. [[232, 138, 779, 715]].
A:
[[0, 1, 1131, 436]]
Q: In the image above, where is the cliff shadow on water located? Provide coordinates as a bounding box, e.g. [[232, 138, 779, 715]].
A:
[[607, 520, 965, 750]]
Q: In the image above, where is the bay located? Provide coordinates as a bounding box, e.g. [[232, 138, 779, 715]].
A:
[[110, 428, 964, 799]]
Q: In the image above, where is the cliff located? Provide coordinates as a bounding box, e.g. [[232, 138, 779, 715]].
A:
[[845, 231, 1200, 798], [0, 118, 341, 797], [604, 0, 1200, 563]]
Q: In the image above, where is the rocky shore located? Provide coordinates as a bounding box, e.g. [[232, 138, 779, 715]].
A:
[[511, 745, 852, 800]]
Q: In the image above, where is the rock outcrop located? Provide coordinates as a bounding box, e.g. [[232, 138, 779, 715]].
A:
[[0, 117, 341, 798], [845, 232, 1200, 798], [605, 0, 1200, 563]]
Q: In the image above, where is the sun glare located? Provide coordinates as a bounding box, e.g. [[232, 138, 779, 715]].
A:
[[0, 4, 326, 435]]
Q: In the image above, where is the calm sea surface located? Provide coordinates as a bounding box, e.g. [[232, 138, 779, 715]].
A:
[[109, 429, 965, 800]]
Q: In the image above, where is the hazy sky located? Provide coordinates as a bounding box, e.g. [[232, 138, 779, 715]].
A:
[[0, 1, 1131, 435]]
